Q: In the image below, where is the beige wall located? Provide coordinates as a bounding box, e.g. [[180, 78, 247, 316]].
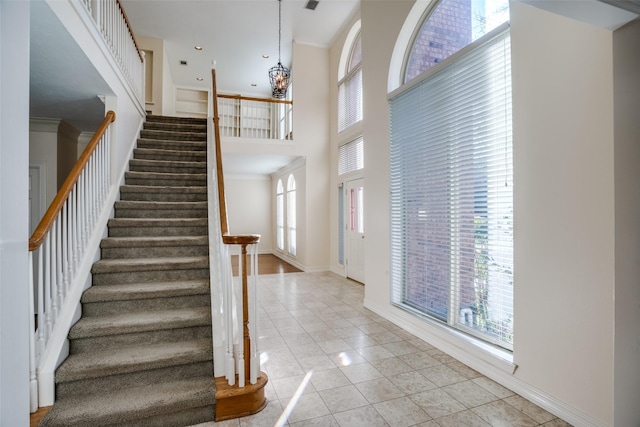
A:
[[138, 36, 165, 115], [511, 2, 615, 423], [612, 17, 640, 426], [225, 177, 273, 253], [327, 0, 640, 425], [57, 120, 79, 188], [29, 119, 60, 207]]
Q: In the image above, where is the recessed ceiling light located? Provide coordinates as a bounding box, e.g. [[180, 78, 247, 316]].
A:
[[194, 46, 203, 51], [196, 77, 203, 81], [262, 54, 269, 59]]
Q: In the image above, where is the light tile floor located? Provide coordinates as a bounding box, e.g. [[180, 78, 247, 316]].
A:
[[196, 272, 573, 427]]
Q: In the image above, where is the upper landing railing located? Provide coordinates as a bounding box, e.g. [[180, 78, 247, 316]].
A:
[[217, 93, 293, 141], [80, 0, 145, 104]]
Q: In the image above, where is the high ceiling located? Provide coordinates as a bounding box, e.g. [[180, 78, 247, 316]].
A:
[[120, 0, 360, 98]]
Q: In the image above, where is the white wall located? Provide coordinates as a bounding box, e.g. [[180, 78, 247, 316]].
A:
[[612, 17, 640, 427], [0, 1, 31, 424], [225, 176, 273, 253], [338, 0, 636, 425]]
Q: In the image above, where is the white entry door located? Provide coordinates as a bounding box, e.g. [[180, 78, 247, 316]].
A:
[[345, 179, 365, 283]]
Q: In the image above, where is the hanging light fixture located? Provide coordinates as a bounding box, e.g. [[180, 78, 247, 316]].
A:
[[268, 0, 291, 99]]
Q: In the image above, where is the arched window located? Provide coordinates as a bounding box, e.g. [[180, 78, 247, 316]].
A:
[[286, 174, 296, 257], [338, 21, 363, 132], [389, 0, 513, 350], [276, 179, 284, 251]]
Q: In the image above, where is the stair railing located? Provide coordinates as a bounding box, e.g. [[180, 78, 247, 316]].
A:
[[28, 111, 116, 411], [79, 0, 145, 104], [209, 69, 262, 387], [217, 93, 293, 140]]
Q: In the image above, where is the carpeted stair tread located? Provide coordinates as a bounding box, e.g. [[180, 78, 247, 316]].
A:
[[92, 256, 209, 274], [38, 377, 215, 426], [144, 120, 207, 131], [82, 279, 210, 303], [124, 170, 207, 181], [69, 306, 211, 339], [136, 138, 207, 151], [133, 147, 206, 161], [100, 235, 209, 249], [108, 218, 208, 227], [146, 114, 207, 125], [120, 184, 207, 194], [114, 200, 207, 210], [55, 339, 213, 383], [140, 129, 206, 142]]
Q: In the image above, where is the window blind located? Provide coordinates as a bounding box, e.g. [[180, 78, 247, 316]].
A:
[[338, 136, 364, 175], [389, 28, 513, 349], [338, 66, 363, 132]]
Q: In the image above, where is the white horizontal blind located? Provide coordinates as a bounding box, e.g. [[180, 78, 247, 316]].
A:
[[390, 28, 513, 349], [338, 67, 363, 132], [338, 136, 364, 175]]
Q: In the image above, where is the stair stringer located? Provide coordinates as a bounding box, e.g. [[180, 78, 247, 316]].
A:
[[36, 118, 144, 407]]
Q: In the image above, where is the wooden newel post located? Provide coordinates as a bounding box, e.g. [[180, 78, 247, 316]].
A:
[[241, 243, 251, 380]]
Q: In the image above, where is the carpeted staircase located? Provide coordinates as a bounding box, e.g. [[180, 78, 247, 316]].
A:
[[40, 115, 216, 426]]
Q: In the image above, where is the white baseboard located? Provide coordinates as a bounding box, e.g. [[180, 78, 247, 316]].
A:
[[363, 298, 608, 427]]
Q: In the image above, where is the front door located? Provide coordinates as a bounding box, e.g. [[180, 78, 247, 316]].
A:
[[345, 179, 365, 283]]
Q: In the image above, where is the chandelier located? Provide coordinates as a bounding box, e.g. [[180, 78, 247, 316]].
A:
[[268, 0, 291, 99]]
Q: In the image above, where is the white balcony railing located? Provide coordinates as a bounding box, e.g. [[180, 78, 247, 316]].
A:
[[82, 0, 145, 104], [218, 94, 293, 141]]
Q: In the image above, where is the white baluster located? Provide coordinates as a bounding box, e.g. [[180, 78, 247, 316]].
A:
[[36, 247, 45, 358], [28, 252, 38, 412], [50, 220, 59, 323], [56, 216, 64, 305], [43, 236, 52, 341]]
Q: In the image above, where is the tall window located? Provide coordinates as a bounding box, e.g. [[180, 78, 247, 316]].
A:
[[390, 0, 513, 349], [286, 174, 297, 257], [276, 179, 284, 251], [338, 27, 363, 132]]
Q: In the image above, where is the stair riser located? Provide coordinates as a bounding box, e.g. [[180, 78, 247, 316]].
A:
[[144, 123, 207, 133], [82, 294, 211, 316], [140, 130, 206, 142], [122, 406, 216, 427], [92, 268, 210, 285], [56, 360, 213, 399], [130, 165, 207, 174], [120, 192, 207, 202], [133, 149, 206, 162], [101, 245, 208, 259], [115, 208, 208, 219], [137, 139, 206, 152], [108, 226, 208, 237], [70, 325, 212, 354], [124, 177, 207, 187], [146, 115, 207, 125]]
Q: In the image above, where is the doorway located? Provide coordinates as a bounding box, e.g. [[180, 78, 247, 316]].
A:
[[345, 178, 365, 283]]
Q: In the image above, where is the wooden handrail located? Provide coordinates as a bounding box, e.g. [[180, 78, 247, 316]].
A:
[[29, 111, 116, 251], [218, 93, 293, 106], [212, 69, 261, 388], [116, 0, 144, 63], [211, 69, 261, 245]]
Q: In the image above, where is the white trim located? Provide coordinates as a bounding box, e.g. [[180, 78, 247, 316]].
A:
[[271, 156, 306, 178], [29, 118, 61, 133], [338, 20, 362, 81], [363, 298, 607, 427]]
